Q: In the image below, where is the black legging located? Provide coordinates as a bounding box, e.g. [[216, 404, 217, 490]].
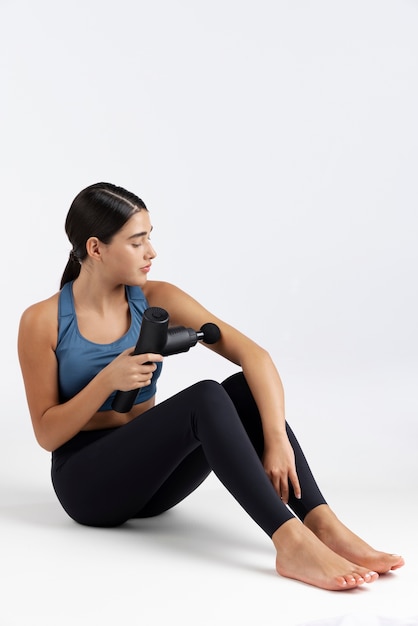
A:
[[51, 373, 327, 537]]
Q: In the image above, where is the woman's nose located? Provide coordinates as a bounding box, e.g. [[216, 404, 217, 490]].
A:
[[146, 242, 157, 259]]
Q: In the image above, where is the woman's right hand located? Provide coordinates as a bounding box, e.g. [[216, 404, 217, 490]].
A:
[[106, 348, 163, 391]]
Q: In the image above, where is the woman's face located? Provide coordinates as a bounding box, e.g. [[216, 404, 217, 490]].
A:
[[99, 211, 157, 287]]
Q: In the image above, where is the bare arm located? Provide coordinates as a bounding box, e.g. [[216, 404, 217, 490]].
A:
[[144, 280, 301, 501], [17, 296, 161, 452]]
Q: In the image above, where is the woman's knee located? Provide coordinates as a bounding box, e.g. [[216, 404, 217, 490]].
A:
[[188, 379, 238, 429], [191, 379, 231, 408], [221, 371, 265, 457]]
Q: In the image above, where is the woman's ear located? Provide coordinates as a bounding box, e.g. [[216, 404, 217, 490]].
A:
[[85, 237, 102, 261]]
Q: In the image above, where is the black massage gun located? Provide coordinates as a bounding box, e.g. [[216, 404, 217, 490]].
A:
[[112, 306, 221, 413]]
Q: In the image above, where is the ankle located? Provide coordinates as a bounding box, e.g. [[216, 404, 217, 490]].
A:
[[272, 518, 309, 552], [304, 504, 336, 533]]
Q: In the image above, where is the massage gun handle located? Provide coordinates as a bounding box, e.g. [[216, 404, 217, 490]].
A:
[[111, 307, 169, 413]]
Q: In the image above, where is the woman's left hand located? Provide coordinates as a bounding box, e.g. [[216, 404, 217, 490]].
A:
[[263, 436, 301, 504]]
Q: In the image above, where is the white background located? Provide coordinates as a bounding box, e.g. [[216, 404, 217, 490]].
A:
[[1, 2, 418, 624], [2, 0, 418, 511]]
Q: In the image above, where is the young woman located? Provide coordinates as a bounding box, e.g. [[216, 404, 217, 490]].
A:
[[18, 182, 404, 591]]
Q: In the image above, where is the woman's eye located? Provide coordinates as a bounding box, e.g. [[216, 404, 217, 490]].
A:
[[132, 237, 151, 248]]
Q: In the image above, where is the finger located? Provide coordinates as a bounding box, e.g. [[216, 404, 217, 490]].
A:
[[135, 374, 153, 386], [289, 470, 302, 500], [139, 362, 158, 373], [280, 478, 290, 505], [266, 470, 280, 498], [141, 353, 164, 363], [269, 471, 288, 504]]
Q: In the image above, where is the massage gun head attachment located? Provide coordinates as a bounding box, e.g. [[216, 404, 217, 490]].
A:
[[199, 323, 221, 344]]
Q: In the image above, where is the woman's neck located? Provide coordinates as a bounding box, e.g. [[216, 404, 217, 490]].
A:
[[71, 270, 127, 316]]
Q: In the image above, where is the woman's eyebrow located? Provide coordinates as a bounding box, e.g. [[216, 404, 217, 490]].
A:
[[128, 231, 148, 239], [128, 226, 153, 239]]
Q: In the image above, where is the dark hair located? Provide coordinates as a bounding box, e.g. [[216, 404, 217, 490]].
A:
[[60, 182, 147, 288]]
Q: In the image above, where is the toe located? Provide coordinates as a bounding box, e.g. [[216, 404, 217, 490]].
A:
[[390, 556, 405, 570]]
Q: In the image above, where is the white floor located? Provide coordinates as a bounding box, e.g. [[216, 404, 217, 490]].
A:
[[1, 442, 417, 626]]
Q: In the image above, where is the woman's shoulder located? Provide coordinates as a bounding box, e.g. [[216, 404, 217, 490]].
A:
[[18, 293, 61, 376], [142, 280, 213, 328], [143, 280, 182, 299], [142, 280, 196, 309], [19, 292, 60, 336]]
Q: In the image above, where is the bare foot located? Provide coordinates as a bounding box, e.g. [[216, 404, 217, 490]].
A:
[[304, 505, 405, 574], [272, 518, 379, 591]]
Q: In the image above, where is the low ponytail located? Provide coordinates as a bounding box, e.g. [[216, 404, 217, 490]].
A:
[[60, 251, 81, 289]]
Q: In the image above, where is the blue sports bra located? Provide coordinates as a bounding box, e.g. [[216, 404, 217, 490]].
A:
[[55, 281, 163, 411]]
